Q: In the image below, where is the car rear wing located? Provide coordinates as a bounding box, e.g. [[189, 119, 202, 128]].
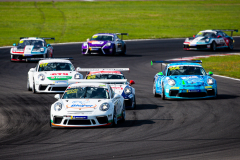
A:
[[20, 37, 55, 40], [26, 57, 73, 62], [68, 79, 128, 84], [116, 33, 128, 40], [76, 68, 130, 72], [151, 60, 202, 70], [151, 60, 202, 65], [213, 29, 238, 36]]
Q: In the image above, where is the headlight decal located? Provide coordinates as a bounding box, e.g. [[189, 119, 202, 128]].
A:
[[124, 87, 132, 95], [74, 73, 82, 79], [38, 74, 45, 81], [168, 79, 176, 86], [207, 78, 214, 85], [54, 102, 62, 111], [100, 103, 110, 111]]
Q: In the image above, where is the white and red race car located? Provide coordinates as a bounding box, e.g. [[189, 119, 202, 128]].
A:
[[27, 59, 83, 93], [76, 68, 136, 109], [50, 81, 126, 128], [10, 37, 54, 62], [183, 29, 238, 51]]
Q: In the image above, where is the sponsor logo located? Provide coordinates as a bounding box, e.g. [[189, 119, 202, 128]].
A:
[[50, 73, 69, 75], [171, 87, 179, 89]]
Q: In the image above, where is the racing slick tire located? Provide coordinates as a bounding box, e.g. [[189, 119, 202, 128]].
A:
[[121, 45, 126, 55], [32, 80, 36, 94], [211, 41, 217, 51], [27, 79, 31, 91], [228, 40, 234, 50], [161, 85, 165, 100], [112, 46, 116, 56], [130, 95, 137, 110], [119, 104, 126, 123], [153, 82, 160, 97], [109, 109, 117, 127]]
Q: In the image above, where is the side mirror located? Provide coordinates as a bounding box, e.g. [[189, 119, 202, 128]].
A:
[[30, 68, 36, 72], [129, 80, 135, 85], [157, 72, 163, 76], [208, 71, 213, 76], [87, 38, 89, 42], [217, 35, 222, 38], [13, 43, 16, 46], [47, 44, 50, 47], [193, 35, 196, 38], [54, 94, 61, 99]]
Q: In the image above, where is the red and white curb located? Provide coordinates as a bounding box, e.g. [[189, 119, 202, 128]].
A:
[[167, 53, 240, 82]]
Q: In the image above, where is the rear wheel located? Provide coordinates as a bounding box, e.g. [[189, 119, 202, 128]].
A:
[[211, 41, 217, 51]]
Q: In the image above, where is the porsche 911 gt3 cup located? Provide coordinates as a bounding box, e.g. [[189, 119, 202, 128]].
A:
[[10, 37, 55, 61], [50, 81, 125, 128], [183, 29, 238, 51], [76, 68, 136, 109], [152, 60, 217, 100], [82, 33, 128, 55], [27, 59, 83, 93]]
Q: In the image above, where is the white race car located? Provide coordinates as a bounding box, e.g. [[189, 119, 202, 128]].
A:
[[77, 68, 136, 109], [27, 59, 83, 93], [50, 81, 126, 128], [10, 37, 54, 62]]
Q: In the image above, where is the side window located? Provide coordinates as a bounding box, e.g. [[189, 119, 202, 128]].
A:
[[162, 66, 167, 75], [110, 87, 114, 98], [36, 63, 39, 71]]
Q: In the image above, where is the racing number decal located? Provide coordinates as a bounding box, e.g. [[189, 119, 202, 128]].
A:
[[169, 66, 180, 71]]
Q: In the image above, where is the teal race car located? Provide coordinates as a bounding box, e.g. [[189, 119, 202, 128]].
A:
[[152, 60, 217, 100]]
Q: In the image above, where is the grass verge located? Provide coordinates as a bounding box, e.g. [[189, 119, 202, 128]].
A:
[[197, 55, 240, 79], [0, 1, 240, 46]]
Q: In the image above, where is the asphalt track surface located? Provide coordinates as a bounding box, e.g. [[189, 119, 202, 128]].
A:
[[0, 38, 240, 160]]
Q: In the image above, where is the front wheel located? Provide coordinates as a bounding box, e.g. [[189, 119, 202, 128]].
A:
[[121, 45, 126, 55], [228, 40, 234, 50], [27, 79, 31, 91], [32, 81, 36, 94], [211, 41, 217, 51], [111, 46, 116, 56], [120, 104, 126, 123], [161, 85, 165, 100], [153, 82, 160, 97]]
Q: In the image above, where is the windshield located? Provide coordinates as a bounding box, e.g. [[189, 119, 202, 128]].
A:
[[196, 32, 216, 38], [38, 63, 75, 71], [167, 66, 206, 76], [62, 87, 109, 99], [18, 40, 44, 48], [90, 35, 113, 41], [86, 74, 125, 79]]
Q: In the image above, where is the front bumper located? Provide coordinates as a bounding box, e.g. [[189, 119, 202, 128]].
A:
[[51, 113, 114, 127], [82, 45, 114, 55], [35, 82, 68, 93], [183, 43, 211, 50], [11, 53, 46, 61], [165, 86, 217, 99]]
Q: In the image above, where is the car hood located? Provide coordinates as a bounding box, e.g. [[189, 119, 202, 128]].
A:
[[88, 40, 109, 47], [170, 75, 207, 86], [38, 71, 75, 80], [62, 99, 108, 111]]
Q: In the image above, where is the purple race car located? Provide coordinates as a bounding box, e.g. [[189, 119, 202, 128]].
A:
[[81, 33, 128, 55]]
